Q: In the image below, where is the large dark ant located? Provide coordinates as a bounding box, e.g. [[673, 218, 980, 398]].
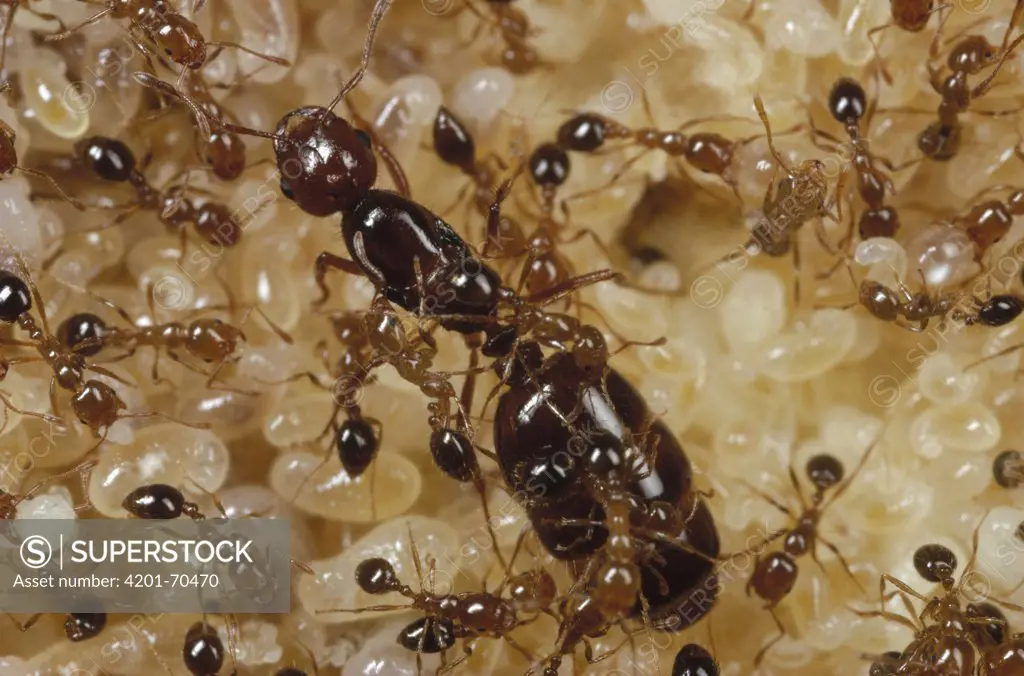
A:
[[493, 341, 720, 635], [856, 521, 1024, 675], [74, 135, 244, 250], [743, 441, 881, 665]]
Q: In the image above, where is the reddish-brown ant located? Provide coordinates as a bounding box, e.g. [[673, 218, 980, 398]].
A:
[[743, 436, 882, 665], [56, 283, 289, 394], [855, 525, 1024, 675], [319, 528, 539, 673], [74, 135, 244, 250], [460, 0, 544, 74], [0, 244, 207, 438], [556, 100, 762, 204], [867, 0, 949, 78]]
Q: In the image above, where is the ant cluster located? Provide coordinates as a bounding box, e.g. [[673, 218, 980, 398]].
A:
[[4, 0, 1024, 674]]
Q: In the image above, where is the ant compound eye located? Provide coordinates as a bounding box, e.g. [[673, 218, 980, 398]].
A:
[[355, 129, 372, 148]]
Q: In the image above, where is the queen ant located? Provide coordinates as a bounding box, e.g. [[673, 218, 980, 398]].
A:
[[318, 526, 541, 673], [742, 433, 883, 666], [855, 521, 1024, 675], [0, 247, 206, 439], [74, 135, 244, 250]]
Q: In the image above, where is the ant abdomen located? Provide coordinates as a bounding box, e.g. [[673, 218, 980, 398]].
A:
[[182, 621, 225, 676], [672, 644, 720, 676], [355, 557, 400, 594], [122, 483, 190, 520], [336, 418, 379, 477], [750, 551, 799, 604], [397, 617, 456, 653], [75, 136, 136, 182], [204, 131, 247, 181], [557, 113, 607, 152], [430, 428, 479, 483], [57, 313, 107, 357], [64, 613, 106, 642]]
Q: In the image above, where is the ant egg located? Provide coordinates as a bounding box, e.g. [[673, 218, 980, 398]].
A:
[[298, 516, 460, 624], [837, 0, 891, 66], [0, 176, 44, 272], [263, 390, 335, 448], [228, 620, 284, 666], [843, 465, 935, 536], [918, 353, 983, 405], [687, 16, 764, 90], [758, 309, 857, 382], [764, 0, 841, 58], [719, 269, 787, 350], [87, 424, 228, 517], [270, 450, 421, 523], [14, 485, 75, 520], [903, 224, 980, 290], [226, 0, 299, 84], [819, 406, 883, 463], [840, 313, 882, 364], [909, 402, 1001, 458], [452, 68, 515, 130], [974, 506, 1024, 595], [591, 282, 668, 340], [19, 45, 89, 141]]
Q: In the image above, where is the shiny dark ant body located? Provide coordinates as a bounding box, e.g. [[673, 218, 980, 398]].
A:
[[75, 136, 243, 249], [845, 270, 963, 333], [122, 482, 211, 520], [183, 620, 233, 676], [994, 449, 1024, 489], [743, 443, 880, 666], [493, 341, 720, 637], [0, 264, 204, 437], [857, 526, 1024, 675], [11, 609, 108, 640], [672, 643, 719, 676]]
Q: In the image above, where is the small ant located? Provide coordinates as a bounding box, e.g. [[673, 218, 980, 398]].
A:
[[56, 283, 289, 393], [182, 620, 235, 676], [122, 482, 210, 520], [707, 96, 838, 304], [556, 99, 761, 203], [950, 184, 1024, 258], [895, 12, 1024, 162], [11, 610, 107, 640], [320, 528, 540, 673], [856, 532, 1023, 675], [75, 136, 243, 250], [812, 77, 901, 242], [743, 438, 882, 665], [460, 0, 544, 73], [0, 459, 96, 520], [0, 257, 204, 438]]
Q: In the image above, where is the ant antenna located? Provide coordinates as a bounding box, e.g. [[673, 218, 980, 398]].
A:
[[323, 0, 393, 114], [753, 94, 792, 173]]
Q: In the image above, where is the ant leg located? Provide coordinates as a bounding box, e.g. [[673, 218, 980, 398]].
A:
[[38, 6, 112, 42], [964, 342, 1024, 371], [323, 0, 393, 113], [866, 23, 894, 84], [753, 95, 793, 174], [16, 167, 86, 210], [132, 72, 212, 141], [0, 391, 65, 429], [7, 613, 42, 632], [206, 41, 290, 67], [118, 410, 210, 430], [314, 251, 365, 307], [526, 269, 622, 307], [563, 148, 653, 204], [816, 536, 865, 593], [256, 370, 330, 389], [484, 178, 515, 256], [84, 364, 136, 388], [343, 98, 411, 198], [792, 234, 801, 306], [753, 606, 787, 667]]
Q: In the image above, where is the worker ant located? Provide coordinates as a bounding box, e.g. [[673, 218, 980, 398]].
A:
[[0, 248, 206, 439], [74, 135, 244, 250], [743, 433, 883, 666], [458, 0, 544, 73], [0, 459, 96, 520], [319, 526, 540, 673], [855, 524, 1024, 675]]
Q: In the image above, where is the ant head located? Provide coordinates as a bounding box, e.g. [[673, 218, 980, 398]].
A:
[[109, 0, 144, 19], [673, 644, 719, 676], [805, 454, 844, 492], [57, 313, 107, 357], [0, 270, 31, 322], [913, 543, 958, 584], [828, 77, 866, 124], [355, 557, 399, 594], [529, 143, 570, 189], [948, 35, 997, 74], [156, 13, 207, 70], [397, 617, 456, 653], [273, 107, 377, 217], [64, 613, 106, 642], [572, 325, 608, 373]]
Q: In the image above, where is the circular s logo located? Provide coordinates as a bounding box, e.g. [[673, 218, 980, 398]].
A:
[[20, 535, 52, 569]]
